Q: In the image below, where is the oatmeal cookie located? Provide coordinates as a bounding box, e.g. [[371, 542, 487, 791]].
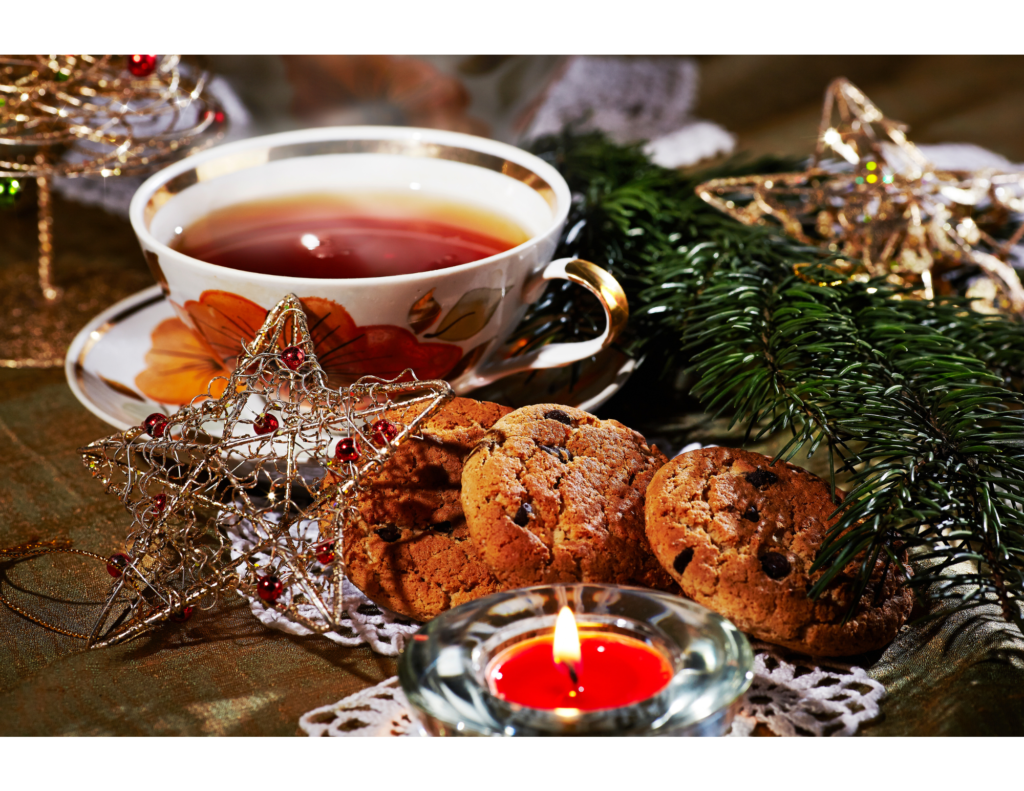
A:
[[644, 447, 913, 657], [461, 404, 673, 589], [338, 397, 511, 621]]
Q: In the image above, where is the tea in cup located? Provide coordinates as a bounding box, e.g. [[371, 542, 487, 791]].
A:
[[129, 126, 627, 395]]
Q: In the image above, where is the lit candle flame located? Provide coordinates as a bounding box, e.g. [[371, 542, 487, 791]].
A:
[[553, 606, 581, 686]]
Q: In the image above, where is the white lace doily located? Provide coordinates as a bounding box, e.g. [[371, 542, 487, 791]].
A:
[[225, 514, 419, 657], [298, 641, 886, 737], [726, 641, 885, 737], [299, 677, 420, 737]]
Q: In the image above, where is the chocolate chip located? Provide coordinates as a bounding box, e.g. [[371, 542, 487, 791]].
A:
[[673, 547, 694, 575], [544, 409, 574, 426], [375, 524, 401, 543], [513, 503, 533, 527], [539, 444, 574, 463], [745, 468, 779, 489], [432, 520, 454, 534], [742, 505, 760, 522], [761, 552, 791, 579]]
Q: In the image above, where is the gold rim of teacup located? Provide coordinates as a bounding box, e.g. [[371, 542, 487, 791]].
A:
[[143, 138, 557, 227]]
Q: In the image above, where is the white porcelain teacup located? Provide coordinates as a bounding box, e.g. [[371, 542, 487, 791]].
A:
[[129, 126, 627, 395]]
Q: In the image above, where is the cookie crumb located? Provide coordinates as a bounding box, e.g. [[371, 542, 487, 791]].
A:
[[466, 437, 498, 463]]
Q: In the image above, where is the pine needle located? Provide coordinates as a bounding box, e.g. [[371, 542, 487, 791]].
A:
[[527, 130, 1024, 630]]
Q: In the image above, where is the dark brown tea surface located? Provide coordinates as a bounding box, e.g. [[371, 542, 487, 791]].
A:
[[171, 192, 530, 279]]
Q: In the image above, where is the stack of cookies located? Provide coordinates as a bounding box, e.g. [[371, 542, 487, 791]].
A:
[[339, 398, 672, 622], [335, 398, 912, 657]]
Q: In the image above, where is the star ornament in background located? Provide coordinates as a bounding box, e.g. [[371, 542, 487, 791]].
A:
[[696, 77, 1024, 315], [79, 295, 453, 649]]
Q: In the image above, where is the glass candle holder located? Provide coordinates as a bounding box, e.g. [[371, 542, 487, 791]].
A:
[[398, 584, 753, 736]]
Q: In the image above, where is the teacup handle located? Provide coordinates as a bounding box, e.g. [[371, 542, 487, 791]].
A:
[[464, 258, 629, 390]]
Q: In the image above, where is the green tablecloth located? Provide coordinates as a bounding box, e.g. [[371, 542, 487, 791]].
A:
[[1, 195, 1022, 737]]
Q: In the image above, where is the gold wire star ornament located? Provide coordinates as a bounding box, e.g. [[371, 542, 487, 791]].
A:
[[696, 77, 1024, 315], [75, 295, 453, 648], [0, 54, 227, 368]]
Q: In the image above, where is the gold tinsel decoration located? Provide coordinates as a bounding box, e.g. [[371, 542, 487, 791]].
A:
[[0, 54, 226, 368], [696, 77, 1024, 316], [62, 295, 453, 648]]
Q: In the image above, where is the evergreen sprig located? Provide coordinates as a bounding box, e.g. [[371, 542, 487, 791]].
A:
[[528, 130, 1024, 630]]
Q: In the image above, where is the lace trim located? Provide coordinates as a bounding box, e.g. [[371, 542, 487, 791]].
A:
[[299, 677, 420, 737], [726, 641, 885, 737]]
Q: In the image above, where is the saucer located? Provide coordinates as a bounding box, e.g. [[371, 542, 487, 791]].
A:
[[66, 286, 635, 431]]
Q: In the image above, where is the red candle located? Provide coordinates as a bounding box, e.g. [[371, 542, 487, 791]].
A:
[[486, 607, 673, 712]]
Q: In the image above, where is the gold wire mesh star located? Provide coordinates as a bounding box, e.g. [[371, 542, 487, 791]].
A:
[[78, 295, 453, 648], [0, 55, 224, 179], [696, 77, 1024, 315], [0, 54, 227, 369]]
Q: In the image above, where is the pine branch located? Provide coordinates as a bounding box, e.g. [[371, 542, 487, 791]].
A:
[[687, 262, 1024, 629], [527, 130, 1024, 630], [919, 298, 1024, 391]]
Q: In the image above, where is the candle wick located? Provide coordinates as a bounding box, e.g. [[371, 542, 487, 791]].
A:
[[563, 661, 579, 687]]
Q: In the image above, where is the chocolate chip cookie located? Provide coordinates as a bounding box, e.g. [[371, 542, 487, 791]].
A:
[[644, 447, 913, 657], [461, 404, 673, 590], [339, 397, 512, 621]]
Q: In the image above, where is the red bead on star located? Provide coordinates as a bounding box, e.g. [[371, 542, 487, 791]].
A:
[[257, 575, 284, 603], [280, 346, 305, 370], [371, 419, 399, 444], [334, 436, 361, 462], [143, 412, 168, 438], [170, 605, 194, 623], [315, 541, 336, 565], [152, 493, 168, 513], [127, 55, 158, 77], [106, 553, 131, 578], [253, 413, 280, 436]]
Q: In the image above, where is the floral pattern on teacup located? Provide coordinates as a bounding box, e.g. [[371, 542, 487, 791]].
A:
[[135, 314, 233, 404], [134, 289, 466, 404], [421, 287, 504, 341]]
